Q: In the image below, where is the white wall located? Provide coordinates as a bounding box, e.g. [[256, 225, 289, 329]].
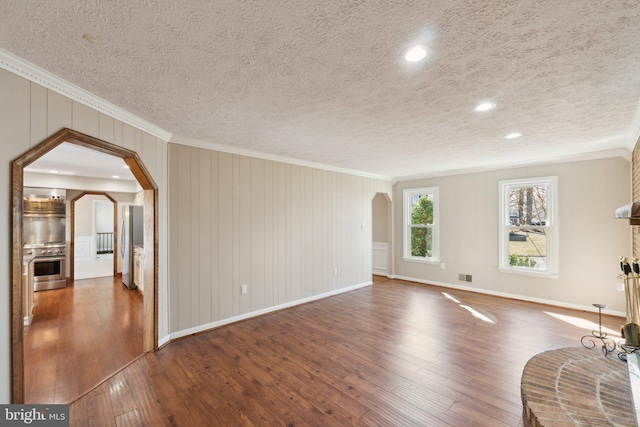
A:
[[74, 195, 108, 262], [0, 68, 169, 402], [74, 195, 105, 236], [95, 200, 114, 234], [393, 156, 632, 314], [168, 144, 392, 334]]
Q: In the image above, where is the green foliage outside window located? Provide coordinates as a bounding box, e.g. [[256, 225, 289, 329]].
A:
[[411, 196, 433, 257], [509, 253, 537, 267]]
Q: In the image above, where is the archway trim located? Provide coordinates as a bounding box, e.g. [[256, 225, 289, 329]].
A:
[[11, 128, 159, 403], [70, 192, 119, 281]]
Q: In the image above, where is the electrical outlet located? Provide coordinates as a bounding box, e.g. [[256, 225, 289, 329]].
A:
[[440, 262, 445, 270], [333, 268, 338, 276], [241, 284, 248, 295], [617, 282, 625, 291]]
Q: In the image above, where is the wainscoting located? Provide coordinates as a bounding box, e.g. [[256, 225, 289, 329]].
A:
[[372, 241, 388, 276]]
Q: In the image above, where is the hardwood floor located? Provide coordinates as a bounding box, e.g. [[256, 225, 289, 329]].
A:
[[70, 278, 625, 426], [372, 274, 388, 284], [24, 276, 143, 404]]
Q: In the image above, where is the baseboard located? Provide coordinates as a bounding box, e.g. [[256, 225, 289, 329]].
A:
[[392, 274, 626, 318], [158, 334, 171, 348], [167, 281, 373, 341], [372, 268, 388, 276]]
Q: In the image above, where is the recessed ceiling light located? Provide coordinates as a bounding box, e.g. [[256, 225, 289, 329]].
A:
[[49, 170, 59, 174], [123, 165, 130, 169], [404, 45, 429, 63], [475, 102, 496, 112], [505, 132, 523, 139], [112, 175, 120, 179]]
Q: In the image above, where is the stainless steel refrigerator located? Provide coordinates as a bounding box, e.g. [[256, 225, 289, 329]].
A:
[[120, 205, 143, 290]]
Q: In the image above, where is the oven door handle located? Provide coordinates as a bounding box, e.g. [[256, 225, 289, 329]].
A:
[[33, 256, 65, 262]]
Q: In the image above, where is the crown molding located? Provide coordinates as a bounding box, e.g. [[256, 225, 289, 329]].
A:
[[628, 98, 640, 151], [170, 134, 394, 182], [0, 48, 172, 141], [393, 147, 632, 182]]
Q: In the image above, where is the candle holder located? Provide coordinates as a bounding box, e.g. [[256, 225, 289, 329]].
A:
[[581, 303, 617, 357], [617, 343, 640, 361]]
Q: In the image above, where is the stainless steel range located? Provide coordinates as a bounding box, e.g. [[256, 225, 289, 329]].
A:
[[24, 243, 66, 291], [23, 188, 67, 291]]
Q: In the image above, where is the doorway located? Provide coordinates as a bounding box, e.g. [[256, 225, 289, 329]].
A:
[[11, 128, 159, 404], [372, 192, 392, 278], [72, 193, 118, 281]]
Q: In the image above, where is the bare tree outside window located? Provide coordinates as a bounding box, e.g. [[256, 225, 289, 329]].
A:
[[499, 177, 557, 275], [507, 185, 548, 268]]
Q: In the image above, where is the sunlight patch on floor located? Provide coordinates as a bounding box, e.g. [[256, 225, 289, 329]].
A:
[[545, 311, 621, 337], [460, 305, 496, 324], [441, 292, 461, 304], [442, 292, 497, 324]]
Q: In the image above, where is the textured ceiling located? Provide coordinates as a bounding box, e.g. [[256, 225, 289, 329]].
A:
[[2, 0, 640, 179]]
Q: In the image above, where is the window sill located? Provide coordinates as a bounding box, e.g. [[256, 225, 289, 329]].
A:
[[403, 257, 439, 265], [498, 267, 559, 279]]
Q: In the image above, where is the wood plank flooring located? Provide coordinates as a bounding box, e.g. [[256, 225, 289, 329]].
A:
[[24, 276, 143, 404], [70, 277, 625, 426]]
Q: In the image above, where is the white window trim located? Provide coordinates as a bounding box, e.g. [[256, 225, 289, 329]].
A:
[[498, 176, 559, 278], [403, 187, 439, 264]]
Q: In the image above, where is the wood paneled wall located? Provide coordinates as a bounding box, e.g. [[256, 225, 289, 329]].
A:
[[0, 68, 169, 402], [168, 144, 391, 334]]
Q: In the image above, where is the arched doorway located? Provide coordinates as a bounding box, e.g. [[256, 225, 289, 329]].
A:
[[70, 192, 118, 282], [372, 192, 392, 279], [11, 128, 158, 403]]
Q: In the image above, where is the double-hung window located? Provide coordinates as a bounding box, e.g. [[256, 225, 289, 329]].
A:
[[498, 177, 558, 276], [403, 187, 438, 263]]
